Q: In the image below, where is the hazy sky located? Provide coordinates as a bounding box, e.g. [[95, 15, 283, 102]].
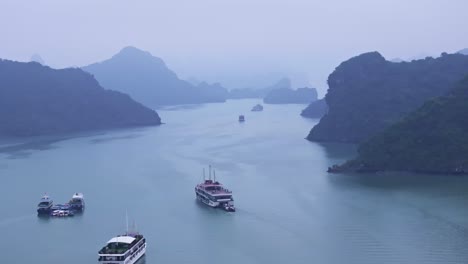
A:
[[1, 0, 467, 95]]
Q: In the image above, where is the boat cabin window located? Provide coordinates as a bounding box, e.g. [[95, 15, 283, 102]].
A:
[[38, 201, 50, 206], [70, 198, 82, 204], [216, 195, 232, 200]]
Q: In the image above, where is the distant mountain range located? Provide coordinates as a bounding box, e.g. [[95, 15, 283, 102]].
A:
[[263, 87, 318, 104], [307, 51, 468, 143], [0, 59, 161, 137], [458, 48, 468, 55], [332, 76, 468, 174], [83, 46, 228, 107], [227, 77, 291, 99]]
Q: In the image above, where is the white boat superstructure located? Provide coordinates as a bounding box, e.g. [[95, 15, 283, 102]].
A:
[[37, 194, 53, 215], [98, 216, 146, 264], [98, 233, 146, 264], [69, 192, 85, 211]]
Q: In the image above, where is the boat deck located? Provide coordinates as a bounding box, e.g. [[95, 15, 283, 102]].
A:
[[197, 184, 232, 196]]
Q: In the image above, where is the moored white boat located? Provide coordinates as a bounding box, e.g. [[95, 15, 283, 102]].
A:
[[37, 194, 53, 215], [69, 192, 85, 212], [51, 209, 74, 217]]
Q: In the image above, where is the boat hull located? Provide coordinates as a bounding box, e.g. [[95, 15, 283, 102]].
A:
[[196, 192, 235, 212], [37, 208, 52, 215], [196, 193, 219, 207], [70, 204, 85, 212]]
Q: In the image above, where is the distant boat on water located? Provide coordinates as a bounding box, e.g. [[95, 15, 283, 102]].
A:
[[251, 104, 263, 111], [238, 115, 245, 122], [37, 192, 84, 217]]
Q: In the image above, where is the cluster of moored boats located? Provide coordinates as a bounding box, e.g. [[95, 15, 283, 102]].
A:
[[36, 165, 233, 264], [37, 192, 85, 217]]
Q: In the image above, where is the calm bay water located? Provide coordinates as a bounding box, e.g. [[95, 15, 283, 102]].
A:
[[1, 99, 468, 264]]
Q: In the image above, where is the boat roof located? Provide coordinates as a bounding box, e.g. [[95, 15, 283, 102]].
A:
[[72, 193, 83, 199], [39, 195, 52, 203], [107, 236, 135, 244]]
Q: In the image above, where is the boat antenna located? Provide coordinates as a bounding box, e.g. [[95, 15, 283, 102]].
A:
[[209, 165, 212, 180], [203, 168, 206, 180], [214, 170, 216, 182], [131, 219, 136, 234], [126, 209, 129, 234]]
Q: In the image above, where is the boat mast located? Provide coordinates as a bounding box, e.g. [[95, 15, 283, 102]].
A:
[[214, 170, 216, 182], [209, 165, 212, 180], [203, 168, 206, 180], [132, 219, 137, 234]]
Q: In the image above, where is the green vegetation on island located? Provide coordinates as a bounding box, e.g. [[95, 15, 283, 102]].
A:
[[0, 59, 161, 137], [331, 76, 468, 174], [307, 52, 468, 143]]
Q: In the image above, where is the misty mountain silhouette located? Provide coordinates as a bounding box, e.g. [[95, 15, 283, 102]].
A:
[[337, 76, 468, 174], [228, 77, 291, 99], [458, 48, 468, 55], [263, 87, 318, 104], [0, 59, 161, 137], [83, 46, 227, 106], [30, 54, 45, 65]]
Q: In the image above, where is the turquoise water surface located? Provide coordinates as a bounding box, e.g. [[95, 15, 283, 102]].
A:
[[0, 99, 467, 264]]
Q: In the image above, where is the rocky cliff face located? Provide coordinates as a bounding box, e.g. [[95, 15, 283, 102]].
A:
[[301, 99, 328, 119], [307, 52, 468, 143]]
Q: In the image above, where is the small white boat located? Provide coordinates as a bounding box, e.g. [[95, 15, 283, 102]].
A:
[[51, 210, 74, 217]]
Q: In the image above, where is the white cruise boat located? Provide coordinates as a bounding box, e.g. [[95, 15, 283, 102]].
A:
[[37, 194, 53, 215], [195, 166, 235, 212], [98, 222, 146, 264], [69, 192, 85, 212]]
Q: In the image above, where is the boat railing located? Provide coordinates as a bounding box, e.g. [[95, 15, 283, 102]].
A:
[[209, 188, 232, 194]]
